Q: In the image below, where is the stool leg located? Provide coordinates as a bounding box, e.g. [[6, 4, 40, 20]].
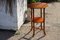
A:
[[30, 22, 33, 31], [43, 22, 46, 35], [32, 23, 35, 37], [30, 9, 33, 31], [32, 9, 35, 37], [40, 8, 42, 30], [43, 8, 46, 35]]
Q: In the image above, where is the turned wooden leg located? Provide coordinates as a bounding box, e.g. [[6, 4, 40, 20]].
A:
[[40, 8, 42, 30], [32, 8, 35, 37], [32, 25, 35, 37], [30, 8, 33, 32], [43, 8, 46, 35], [43, 22, 46, 35], [31, 8, 35, 37]]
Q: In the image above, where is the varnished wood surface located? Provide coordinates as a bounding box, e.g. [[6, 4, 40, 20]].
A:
[[32, 17, 44, 23], [28, 2, 48, 8]]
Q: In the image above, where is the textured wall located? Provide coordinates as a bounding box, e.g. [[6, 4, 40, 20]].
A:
[[0, 0, 27, 30], [17, 0, 27, 30]]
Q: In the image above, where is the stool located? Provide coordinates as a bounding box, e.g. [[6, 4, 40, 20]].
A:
[[28, 2, 48, 37]]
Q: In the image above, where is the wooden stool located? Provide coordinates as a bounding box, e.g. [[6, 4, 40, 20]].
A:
[[28, 2, 48, 37]]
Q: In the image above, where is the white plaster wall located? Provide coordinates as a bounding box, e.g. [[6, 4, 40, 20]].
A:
[[17, 0, 27, 30], [0, 0, 17, 30], [0, 0, 27, 30], [24, 0, 27, 11]]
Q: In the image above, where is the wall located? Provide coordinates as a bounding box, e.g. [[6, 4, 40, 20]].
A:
[[0, 0, 17, 30], [0, 0, 27, 30], [17, 0, 27, 30]]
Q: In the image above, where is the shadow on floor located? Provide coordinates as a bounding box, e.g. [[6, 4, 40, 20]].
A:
[[19, 29, 45, 40], [24, 20, 30, 24], [0, 29, 16, 40], [19, 29, 33, 40], [37, 35, 45, 40]]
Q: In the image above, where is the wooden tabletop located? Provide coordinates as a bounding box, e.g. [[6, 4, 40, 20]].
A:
[[28, 2, 48, 8]]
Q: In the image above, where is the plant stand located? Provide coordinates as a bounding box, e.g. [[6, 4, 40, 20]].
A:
[[28, 2, 48, 37]]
